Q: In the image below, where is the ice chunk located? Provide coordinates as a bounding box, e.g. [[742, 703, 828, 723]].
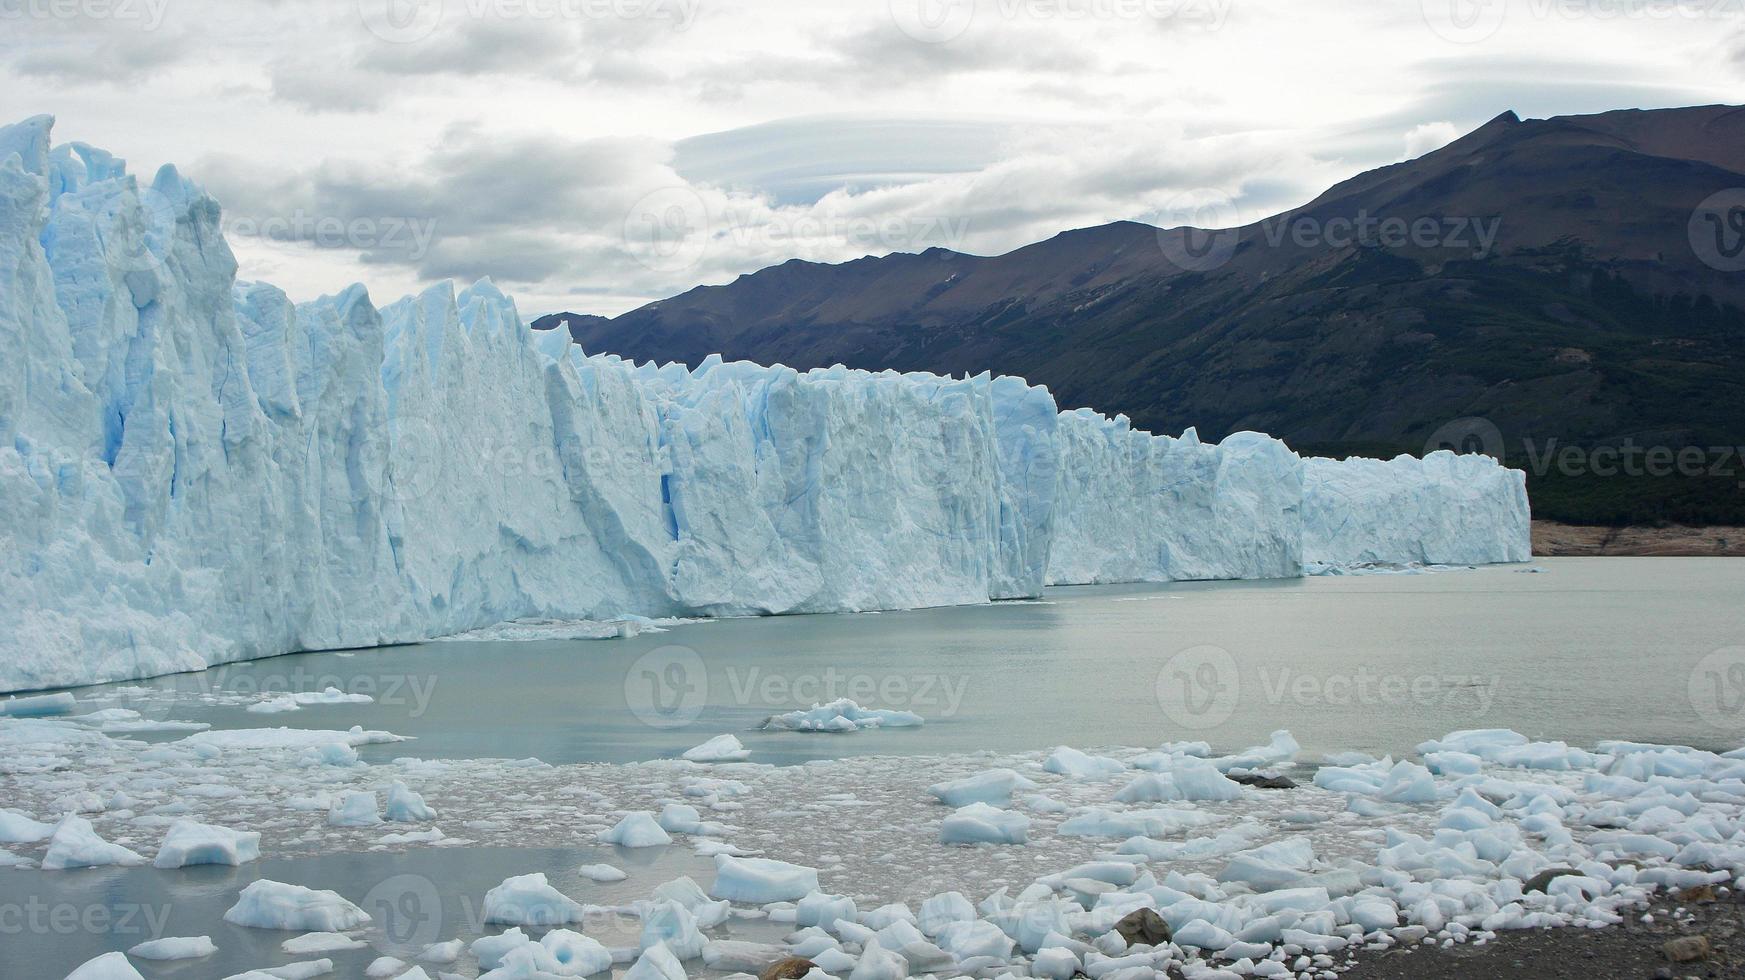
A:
[[918, 891, 975, 936], [848, 940, 906, 980], [623, 942, 687, 980], [1, 693, 76, 716], [700, 940, 787, 972], [709, 854, 819, 903], [657, 803, 724, 836], [129, 936, 217, 960], [1211, 730, 1299, 772], [579, 863, 628, 882], [1042, 746, 1126, 778], [0, 808, 54, 843], [181, 727, 407, 751], [928, 768, 1038, 807], [282, 932, 368, 954], [934, 919, 1016, 960], [641, 899, 706, 959], [940, 803, 1030, 845], [1033, 946, 1080, 979], [64, 952, 145, 979], [798, 890, 858, 931], [1114, 759, 1243, 802], [682, 734, 750, 762], [540, 929, 614, 975], [154, 819, 261, 868], [652, 876, 731, 928], [224, 880, 370, 931], [601, 812, 673, 847], [483, 872, 584, 926], [1219, 838, 1316, 890], [327, 791, 382, 827], [42, 815, 146, 869], [380, 781, 435, 822], [764, 699, 923, 732]]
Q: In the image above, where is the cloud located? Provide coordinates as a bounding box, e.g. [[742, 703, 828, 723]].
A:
[[1401, 121, 1460, 160], [7, 26, 195, 85], [187, 109, 1347, 317]]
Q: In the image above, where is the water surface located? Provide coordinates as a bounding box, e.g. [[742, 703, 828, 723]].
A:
[[83, 557, 1745, 765]]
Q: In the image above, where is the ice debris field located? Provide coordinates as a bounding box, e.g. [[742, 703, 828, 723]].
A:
[[9, 705, 1745, 980], [0, 116, 1530, 694]]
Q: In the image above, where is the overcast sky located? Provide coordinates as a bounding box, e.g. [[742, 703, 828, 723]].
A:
[[3, 0, 1738, 317]]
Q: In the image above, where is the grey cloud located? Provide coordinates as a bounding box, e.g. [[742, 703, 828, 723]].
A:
[[827, 22, 1095, 75], [360, 17, 583, 77], [8, 28, 195, 84], [267, 57, 390, 112]]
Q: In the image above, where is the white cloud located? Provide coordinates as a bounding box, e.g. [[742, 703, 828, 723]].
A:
[[2, 0, 1735, 317], [1401, 121, 1460, 160]]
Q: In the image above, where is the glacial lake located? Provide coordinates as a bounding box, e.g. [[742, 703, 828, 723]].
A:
[[9, 556, 1745, 978], [70, 556, 1745, 765]]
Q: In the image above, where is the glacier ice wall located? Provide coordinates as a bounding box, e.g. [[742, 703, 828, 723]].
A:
[[1046, 411, 1304, 585], [0, 117, 1529, 691], [1301, 453, 1532, 567]]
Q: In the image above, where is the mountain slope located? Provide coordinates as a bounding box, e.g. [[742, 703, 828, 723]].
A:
[[537, 105, 1745, 524]]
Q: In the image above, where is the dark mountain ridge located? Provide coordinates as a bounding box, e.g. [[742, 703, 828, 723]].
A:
[[537, 105, 1745, 525]]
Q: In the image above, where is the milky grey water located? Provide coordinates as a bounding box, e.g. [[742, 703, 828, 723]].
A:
[[83, 557, 1745, 765], [10, 557, 1745, 977]]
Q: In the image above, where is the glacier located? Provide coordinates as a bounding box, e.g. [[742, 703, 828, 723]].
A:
[[0, 117, 1530, 692], [1301, 453, 1533, 568]]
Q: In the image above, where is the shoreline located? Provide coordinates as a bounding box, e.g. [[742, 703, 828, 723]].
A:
[[1340, 885, 1739, 979], [1532, 521, 1745, 557]]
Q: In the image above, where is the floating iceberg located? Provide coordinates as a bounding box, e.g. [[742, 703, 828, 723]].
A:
[[41, 815, 146, 870], [939, 803, 1030, 845], [153, 818, 260, 868], [601, 812, 673, 848], [0, 117, 1530, 691], [128, 936, 216, 961], [482, 872, 585, 926], [223, 880, 370, 932], [709, 854, 819, 903], [681, 734, 750, 762], [763, 699, 923, 733]]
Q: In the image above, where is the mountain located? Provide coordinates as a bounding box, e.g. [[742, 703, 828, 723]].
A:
[[536, 105, 1745, 525]]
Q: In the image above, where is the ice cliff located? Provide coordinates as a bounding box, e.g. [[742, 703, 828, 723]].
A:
[[1301, 453, 1533, 568], [0, 118, 1529, 691]]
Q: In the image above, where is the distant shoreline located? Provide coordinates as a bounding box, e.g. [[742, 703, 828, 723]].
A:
[[1532, 520, 1745, 557]]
